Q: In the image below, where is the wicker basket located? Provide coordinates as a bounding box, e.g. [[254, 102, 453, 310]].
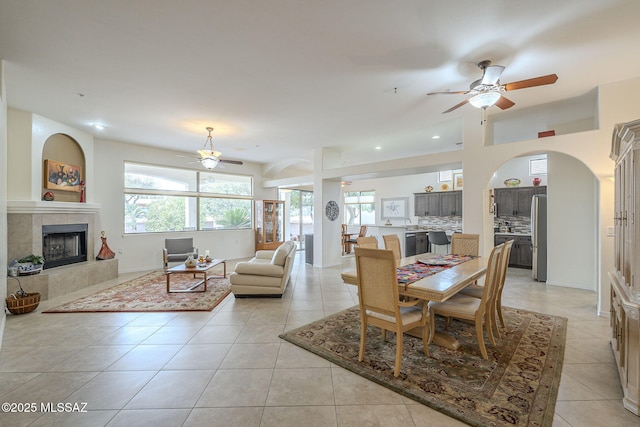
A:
[[5, 292, 41, 315]]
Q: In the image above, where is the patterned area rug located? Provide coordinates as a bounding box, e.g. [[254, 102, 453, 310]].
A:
[[280, 306, 566, 427], [44, 271, 231, 313]]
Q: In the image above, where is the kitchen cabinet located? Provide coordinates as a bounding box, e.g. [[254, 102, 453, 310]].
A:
[[440, 191, 462, 216], [495, 186, 546, 217], [416, 232, 428, 254], [405, 232, 417, 257], [495, 234, 532, 268], [405, 231, 428, 256], [414, 193, 441, 216], [609, 119, 640, 416], [414, 191, 462, 217], [255, 200, 285, 250]]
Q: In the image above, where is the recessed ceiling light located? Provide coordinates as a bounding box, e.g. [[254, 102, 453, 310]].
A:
[[432, 135, 440, 139], [375, 146, 382, 150], [92, 123, 106, 131]]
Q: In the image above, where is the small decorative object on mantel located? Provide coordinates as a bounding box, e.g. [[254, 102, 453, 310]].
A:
[[424, 186, 433, 193], [385, 219, 392, 226], [96, 231, 116, 260], [5, 277, 41, 315], [533, 177, 542, 186], [16, 254, 45, 275], [440, 183, 449, 191], [80, 181, 86, 202], [42, 191, 55, 201]]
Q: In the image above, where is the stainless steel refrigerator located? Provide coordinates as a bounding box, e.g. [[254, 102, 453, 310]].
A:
[[531, 194, 547, 282]]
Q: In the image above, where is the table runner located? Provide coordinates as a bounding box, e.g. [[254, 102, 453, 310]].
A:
[[396, 254, 475, 285]]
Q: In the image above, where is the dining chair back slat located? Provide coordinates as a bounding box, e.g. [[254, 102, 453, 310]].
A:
[[450, 233, 479, 256], [382, 234, 402, 267], [357, 236, 378, 249]]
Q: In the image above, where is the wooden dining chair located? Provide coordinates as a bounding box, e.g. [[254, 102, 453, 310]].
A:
[[356, 236, 378, 249], [458, 239, 513, 339], [341, 224, 353, 255], [348, 225, 368, 246], [428, 243, 504, 359], [382, 234, 402, 267], [450, 233, 479, 256], [354, 247, 430, 377]]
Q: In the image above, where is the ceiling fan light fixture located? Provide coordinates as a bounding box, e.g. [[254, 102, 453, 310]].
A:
[[469, 91, 501, 109], [200, 156, 219, 169]]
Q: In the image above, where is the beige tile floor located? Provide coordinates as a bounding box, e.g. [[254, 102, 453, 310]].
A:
[[1, 252, 638, 426]]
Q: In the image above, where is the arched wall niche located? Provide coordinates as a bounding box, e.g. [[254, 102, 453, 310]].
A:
[[42, 133, 85, 202]]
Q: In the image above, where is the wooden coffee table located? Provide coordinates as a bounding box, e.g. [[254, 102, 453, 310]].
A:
[[165, 258, 226, 293]]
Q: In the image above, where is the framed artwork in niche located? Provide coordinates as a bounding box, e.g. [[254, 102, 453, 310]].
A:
[[45, 159, 82, 192]]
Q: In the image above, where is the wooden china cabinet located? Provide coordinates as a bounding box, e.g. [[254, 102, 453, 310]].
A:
[[610, 119, 640, 416], [255, 200, 285, 250]]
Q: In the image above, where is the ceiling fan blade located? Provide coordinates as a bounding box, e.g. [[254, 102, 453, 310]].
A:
[[427, 90, 469, 95], [219, 159, 243, 165], [495, 96, 515, 110], [503, 74, 558, 91], [176, 154, 200, 160], [481, 65, 505, 86], [442, 98, 470, 114]]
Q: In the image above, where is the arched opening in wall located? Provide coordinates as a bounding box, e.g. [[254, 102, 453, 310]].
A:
[[488, 151, 598, 292], [42, 133, 86, 203]]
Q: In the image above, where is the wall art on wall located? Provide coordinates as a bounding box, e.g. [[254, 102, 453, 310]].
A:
[[453, 173, 463, 190], [381, 197, 408, 219], [45, 159, 82, 192]]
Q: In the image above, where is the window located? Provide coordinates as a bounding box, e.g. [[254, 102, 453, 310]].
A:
[[530, 158, 548, 175], [124, 162, 252, 234], [438, 170, 452, 182], [343, 191, 375, 226]]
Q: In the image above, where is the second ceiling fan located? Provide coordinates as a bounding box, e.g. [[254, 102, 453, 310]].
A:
[[428, 60, 558, 113]]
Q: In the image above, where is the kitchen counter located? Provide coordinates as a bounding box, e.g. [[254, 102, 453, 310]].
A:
[[494, 232, 531, 237]]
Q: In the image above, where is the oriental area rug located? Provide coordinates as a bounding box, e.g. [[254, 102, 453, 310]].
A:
[[44, 271, 231, 313], [280, 306, 566, 427]]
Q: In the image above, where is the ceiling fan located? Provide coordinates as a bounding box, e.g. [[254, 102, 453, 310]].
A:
[[180, 127, 243, 169], [427, 60, 558, 114]]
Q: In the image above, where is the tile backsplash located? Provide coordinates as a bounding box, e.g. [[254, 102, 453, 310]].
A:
[[494, 215, 531, 234], [417, 216, 463, 232]]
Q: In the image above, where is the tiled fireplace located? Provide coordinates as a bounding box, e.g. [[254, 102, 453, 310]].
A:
[[7, 201, 118, 300]]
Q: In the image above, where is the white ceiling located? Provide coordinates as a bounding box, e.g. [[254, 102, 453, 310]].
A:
[[1, 0, 640, 175]]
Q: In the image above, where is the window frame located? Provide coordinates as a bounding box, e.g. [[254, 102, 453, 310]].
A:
[[343, 190, 376, 226], [123, 162, 253, 234]]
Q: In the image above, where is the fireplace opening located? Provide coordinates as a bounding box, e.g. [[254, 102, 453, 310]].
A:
[[42, 224, 88, 269]]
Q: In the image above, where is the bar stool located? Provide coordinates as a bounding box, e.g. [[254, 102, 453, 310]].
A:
[[428, 231, 450, 254]]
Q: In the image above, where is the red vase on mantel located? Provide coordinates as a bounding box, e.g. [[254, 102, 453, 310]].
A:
[[533, 177, 542, 187]]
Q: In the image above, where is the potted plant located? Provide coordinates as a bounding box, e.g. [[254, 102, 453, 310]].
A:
[[16, 254, 45, 275]]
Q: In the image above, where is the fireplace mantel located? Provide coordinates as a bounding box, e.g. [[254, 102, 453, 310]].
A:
[[7, 200, 101, 214]]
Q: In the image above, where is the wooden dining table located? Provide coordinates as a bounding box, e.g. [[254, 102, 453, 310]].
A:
[[341, 252, 489, 349]]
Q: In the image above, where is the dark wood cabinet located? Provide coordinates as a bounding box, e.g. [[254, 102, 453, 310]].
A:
[[414, 193, 441, 216], [495, 234, 532, 268], [414, 191, 462, 217], [495, 186, 546, 217], [416, 232, 428, 254], [440, 191, 462, 216]]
